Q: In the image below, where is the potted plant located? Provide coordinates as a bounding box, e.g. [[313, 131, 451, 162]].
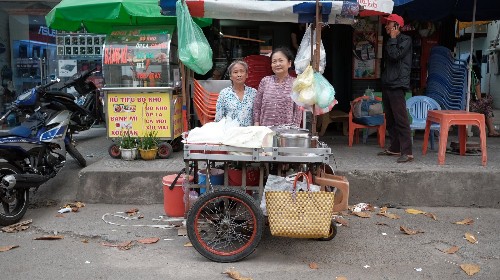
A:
[[119, 129, 138, 160], [139, 130, 159, 160]]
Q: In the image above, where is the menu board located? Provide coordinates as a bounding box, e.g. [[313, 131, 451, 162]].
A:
[[107, 92, 174, 138]]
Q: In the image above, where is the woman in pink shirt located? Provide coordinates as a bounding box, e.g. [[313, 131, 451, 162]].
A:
[[253, 47, 302, 127]]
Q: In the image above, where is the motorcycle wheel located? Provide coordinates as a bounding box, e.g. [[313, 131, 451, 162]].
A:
[[108, 143, 121, 159], [157, 142, 173, 159], [66, 144, 87, 167], [187, 188, 264, 263], [0, 163, 29, 226]]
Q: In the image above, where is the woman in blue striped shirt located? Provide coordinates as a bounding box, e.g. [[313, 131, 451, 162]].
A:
[[215, 60, 257, 127]]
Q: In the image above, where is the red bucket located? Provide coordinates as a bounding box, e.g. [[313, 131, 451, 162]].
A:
[[228, 168, 259, 194], [162, 174, 193, 217]]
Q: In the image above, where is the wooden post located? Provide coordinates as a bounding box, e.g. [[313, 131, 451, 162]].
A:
[[311, 0, 322, 136]]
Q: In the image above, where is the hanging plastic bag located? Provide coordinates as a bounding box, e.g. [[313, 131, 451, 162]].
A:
[[176, 0, 213, 75], [291, 65, 316, 106], [313, 72, 336, 108], [292, 65, 314, 93], [294, 25, 326, 75]]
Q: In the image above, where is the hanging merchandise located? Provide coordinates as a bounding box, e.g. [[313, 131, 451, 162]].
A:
[[313, 72, 336, 109], [176, 0, 213, 75], [294, 24, 326, 74], [291, 65, 316, 106]]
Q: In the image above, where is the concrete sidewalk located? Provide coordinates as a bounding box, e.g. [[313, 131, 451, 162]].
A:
[[71, 127, 500, 208]]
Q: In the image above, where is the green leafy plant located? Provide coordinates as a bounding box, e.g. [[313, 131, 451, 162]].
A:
[[119, 129, 138, 149], [139, 130, 159, 150]]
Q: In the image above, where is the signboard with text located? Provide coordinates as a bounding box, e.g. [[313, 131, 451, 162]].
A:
[[106, 92, 180, 139]]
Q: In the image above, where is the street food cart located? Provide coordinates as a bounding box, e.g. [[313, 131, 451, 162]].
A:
[[102, 26, 184, 158]]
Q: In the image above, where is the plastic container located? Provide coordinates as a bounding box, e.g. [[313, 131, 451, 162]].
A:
[[198, 168, 224, 194], [162, 174, 193, 217]]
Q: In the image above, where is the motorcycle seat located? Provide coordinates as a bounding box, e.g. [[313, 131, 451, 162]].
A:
[[0, 125, 32, 138], [46, 91, 76, 101]]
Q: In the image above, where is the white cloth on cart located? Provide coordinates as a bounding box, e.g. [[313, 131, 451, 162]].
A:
[[222, 126, 275, 148], [186, 118, 275, 148]]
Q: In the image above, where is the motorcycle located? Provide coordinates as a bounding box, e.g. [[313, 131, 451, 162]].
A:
[[0, 83, 86, 225], [43, 67, 105, 134]]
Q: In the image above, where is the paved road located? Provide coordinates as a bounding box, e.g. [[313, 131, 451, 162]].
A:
[[1, 127, 499, 279], [1, 204, 499, 279]]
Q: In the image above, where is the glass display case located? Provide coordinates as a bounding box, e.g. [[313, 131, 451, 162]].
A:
[[102, 26, 182, 142], [102, 26, 179, 88]]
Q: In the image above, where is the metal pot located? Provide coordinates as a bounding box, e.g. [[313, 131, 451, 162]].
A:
[[276, 128, 311, 156]]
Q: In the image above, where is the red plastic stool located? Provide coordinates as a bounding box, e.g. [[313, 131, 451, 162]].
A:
[[422, 110, 487, 166]]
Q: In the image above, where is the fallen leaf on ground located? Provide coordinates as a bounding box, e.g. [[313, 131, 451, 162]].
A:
[[0, 245, 19, 252], [1, 219, 32, 233], [309, 262, 319, 269], [377, 212, 400, 219], [222, 268, 252, 280], [336, 277, 348, 280], [400, 226, 424, 235], [424, 212, 437, 220], [379, 206, 388, 213], [125, 208, 139, 216], [465, 232, 478, 244], [460, 263, 480, 276], [34, 235, 64, 240], [55, 214, 65, 218], [63, 201, 85, 212], [81, 239, 89, 244], [184, 242, 193, 247], [352, 212, 371, 218], [101, 240, 133, 250], [137, 237, 160, 244], [334, 217, 349, 227], [454, 218, 474, 225], [442, 246, 460, 254], [375, 222, 389, 226], [405, 208, 426, 215]]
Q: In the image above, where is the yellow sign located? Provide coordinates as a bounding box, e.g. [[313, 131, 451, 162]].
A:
[[107, 92, 173, 138]]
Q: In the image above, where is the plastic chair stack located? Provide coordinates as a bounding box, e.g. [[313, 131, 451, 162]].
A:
[[406, 96, 441, 150], [243, 55, 273, 89], [425, 46, 468, 110], [193, 79, 218, 125]]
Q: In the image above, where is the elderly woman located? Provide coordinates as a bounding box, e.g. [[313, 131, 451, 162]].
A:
[[215, 60, 257, 127], [253, 47, 302, 127]]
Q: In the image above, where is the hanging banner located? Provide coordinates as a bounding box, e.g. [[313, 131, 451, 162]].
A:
[[160, 0, 362, 24]]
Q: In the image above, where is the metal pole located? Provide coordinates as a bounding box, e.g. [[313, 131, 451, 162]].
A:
[[466, 0, 477, 112], [311, 0, 322, 136]]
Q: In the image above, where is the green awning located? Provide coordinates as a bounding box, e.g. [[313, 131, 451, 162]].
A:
[[46, 0, 211, 34]]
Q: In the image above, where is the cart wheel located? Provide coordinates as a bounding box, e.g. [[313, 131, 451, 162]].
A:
[[157, 142, 173, 159], [108, 143, 121, 159], [170, 137, 184, 152], [316, 220, 337, 241], [187, 187, 264, 263]]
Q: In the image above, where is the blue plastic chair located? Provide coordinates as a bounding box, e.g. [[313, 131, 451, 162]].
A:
[[406, 96, 441, 150]]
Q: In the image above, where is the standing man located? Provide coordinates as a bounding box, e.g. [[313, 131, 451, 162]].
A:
[[377, 14, 413, 163]]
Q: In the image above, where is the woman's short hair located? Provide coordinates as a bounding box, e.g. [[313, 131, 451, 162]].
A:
[[227, 60, 249, 74], [271, 47, 295, 62]]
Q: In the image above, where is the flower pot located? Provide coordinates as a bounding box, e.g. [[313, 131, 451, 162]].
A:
[[139, 148, 158, 160], [120, 147, 138, 161]]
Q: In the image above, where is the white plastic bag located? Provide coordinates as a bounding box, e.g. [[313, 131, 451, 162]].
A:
[[291, 65, 316, 106], [294, 25, 326, 74]]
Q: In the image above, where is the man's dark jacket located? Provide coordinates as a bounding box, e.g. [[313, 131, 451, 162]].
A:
[[381, 33, 412, 90]]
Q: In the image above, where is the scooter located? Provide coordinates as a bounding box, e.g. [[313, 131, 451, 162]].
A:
[[43, 67, 105, 134], [0, 83, 86, 225]]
